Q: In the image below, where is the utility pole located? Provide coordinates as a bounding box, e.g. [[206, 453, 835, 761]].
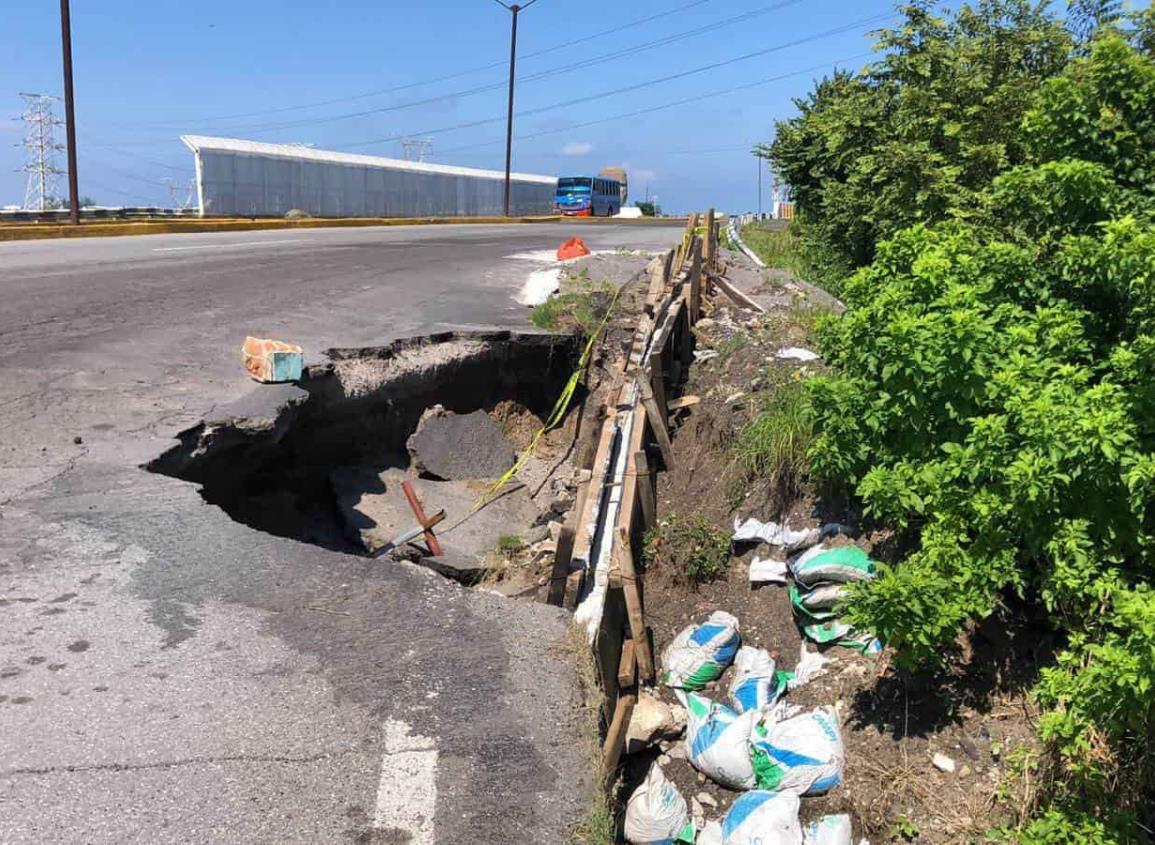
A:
[[59, 0, 80, 224], [18, 94, 65, 212], [757, 154, 762, 218], [493, 0, 539, 217]]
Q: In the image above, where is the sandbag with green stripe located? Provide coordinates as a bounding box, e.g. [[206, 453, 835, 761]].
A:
[[661, 610, 741, 690]]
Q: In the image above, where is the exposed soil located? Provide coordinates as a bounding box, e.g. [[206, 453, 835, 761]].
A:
[[627, 251, 1043, 844]]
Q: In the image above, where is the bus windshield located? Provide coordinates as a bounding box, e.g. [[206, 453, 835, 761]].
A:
[[556, 177, 592, 194]]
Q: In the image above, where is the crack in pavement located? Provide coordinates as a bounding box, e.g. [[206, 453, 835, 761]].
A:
[[2, 747, 365, 778]]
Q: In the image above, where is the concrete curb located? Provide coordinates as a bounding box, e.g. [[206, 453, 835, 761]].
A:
[[727, 217, 767, 269], [0, 214, 687, 243]]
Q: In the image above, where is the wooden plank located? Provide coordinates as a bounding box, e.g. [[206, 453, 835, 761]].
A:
[[602, 691, 637, 777], [712, 272, 767, 314], [634, 449, 656, 532], [636, 371, 675, 470], [567, 415, 619, 605], [704, 208, 717, 272], [661, 247, 676, 284], [617, 638, 637, 688], [668, 395, 700, 410], [648, 351, 668, 422], [613, 525, 654, 681], [547, 524, 576, 607], [689, 237, 703, 324]]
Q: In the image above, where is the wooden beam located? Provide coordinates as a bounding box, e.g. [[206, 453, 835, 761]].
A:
[[668, 395, 700, 410], [602, 691, 637, 778], [711, 272, 767, 314], [704, 208, 716, 272], [661, 247, 675, 284], [635, 371, 674, 470], [613, 526, 654, 681], [634, 449, 656, 531], [689, 237, 703, 324], [617, 638, 637, 688]]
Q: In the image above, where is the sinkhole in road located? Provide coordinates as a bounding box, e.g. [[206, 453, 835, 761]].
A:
[[147, 331, 582, 576]]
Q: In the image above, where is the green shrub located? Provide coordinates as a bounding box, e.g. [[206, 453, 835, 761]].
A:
[[644, 514, 731, 584]]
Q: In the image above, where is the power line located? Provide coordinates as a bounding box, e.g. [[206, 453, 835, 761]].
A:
[[155, 0, 809, 138], [334, 15, 888, 151], [98, 0, 716, 129], [439, 51, 874, 155]]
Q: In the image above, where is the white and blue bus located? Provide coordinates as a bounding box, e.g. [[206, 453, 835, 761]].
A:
[[554, 176, 622, 217]]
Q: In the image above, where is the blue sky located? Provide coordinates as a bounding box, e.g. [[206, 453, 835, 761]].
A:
[[0, 0, 1113, 213]]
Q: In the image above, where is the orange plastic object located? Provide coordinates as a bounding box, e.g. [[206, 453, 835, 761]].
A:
[[556, 236, 591, 261]]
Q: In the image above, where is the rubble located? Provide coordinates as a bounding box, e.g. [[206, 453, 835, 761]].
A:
[[407, 405, 516, 481]]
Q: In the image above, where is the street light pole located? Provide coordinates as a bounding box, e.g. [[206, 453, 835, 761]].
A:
[[494, 0, 538, 217], [757, 155, 762, 219], [59, 0, 80, 225]]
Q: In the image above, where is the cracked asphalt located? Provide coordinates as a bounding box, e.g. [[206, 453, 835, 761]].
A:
[[0, 221, 683, 844]]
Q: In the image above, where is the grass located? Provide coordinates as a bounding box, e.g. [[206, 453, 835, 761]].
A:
[[740, 222, 807, 277], [644, 513, 732, 584], [560, 624, 616, 845], [734, 377, 814, 502], [530, 281, 615, 334], [496, 534, 526, 554]]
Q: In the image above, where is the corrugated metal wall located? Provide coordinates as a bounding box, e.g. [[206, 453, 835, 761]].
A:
[[196, 150, 555, 218]]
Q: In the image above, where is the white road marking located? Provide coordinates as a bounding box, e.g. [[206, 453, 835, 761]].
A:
[[152, 239, 302, 252], [373, 718, 438, 843]]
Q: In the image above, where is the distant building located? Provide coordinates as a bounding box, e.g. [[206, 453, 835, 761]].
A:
[[181, 135, 557, 218]]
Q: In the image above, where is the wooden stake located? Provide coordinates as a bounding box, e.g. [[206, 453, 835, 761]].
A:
[[633, 449, 656, 531], [689, 237, 703, 324], [401, 481, 443, 557], [617, 638, 637, 688], [704, 208, 716, 272], [613, 525, 654, 681], [602, 691, 637, 777], [635, 372, 674, 470]]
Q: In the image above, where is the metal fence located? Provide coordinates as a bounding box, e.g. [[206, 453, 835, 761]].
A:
[[182, 135, 557, 218]]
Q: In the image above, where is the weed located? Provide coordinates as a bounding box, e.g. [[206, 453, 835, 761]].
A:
[[560, 624, 615, 845], [889, 814, 920, 841], [734, 378, 812, 502], [496, 534, 526, 555], [644, 514, 731, 584], [715, 331, 748, 359], [530, 285, 613, 335]]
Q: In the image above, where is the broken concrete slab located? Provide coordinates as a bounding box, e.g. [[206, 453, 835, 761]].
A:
[[407, 405, 516, 481], [331, 466, 539, 559], [414, 550, 489, 586]]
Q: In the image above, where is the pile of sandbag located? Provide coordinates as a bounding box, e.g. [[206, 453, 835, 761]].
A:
[[787, 545, 882, 654], [622, 610, 865, 845]]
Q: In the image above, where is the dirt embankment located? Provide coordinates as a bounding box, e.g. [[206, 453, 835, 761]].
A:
[[629, 249, 1041, 843]]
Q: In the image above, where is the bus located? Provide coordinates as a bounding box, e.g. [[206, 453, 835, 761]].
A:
[[554, 176, 622, 217]]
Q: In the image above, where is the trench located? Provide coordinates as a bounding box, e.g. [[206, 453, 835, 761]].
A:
[[147, 331, 583, 578]]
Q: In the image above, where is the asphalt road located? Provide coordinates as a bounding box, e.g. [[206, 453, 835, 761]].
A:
[[0, 221, 683, 844]]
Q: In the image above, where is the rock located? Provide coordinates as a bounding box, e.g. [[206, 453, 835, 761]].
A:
[[549, 493, 576, 514], [548, 521, 564, 543], [72, 436, 83, 445], [407, 405, 516, 481], [959, 736, 981, 760], [959, 765, 973, 778], [574, 468, 592, 484], [526, 523, 551, 545], [666, 743, 687, 761], [696, 792, 718, 809], [626, 693, 687, 753], [690, 798, 705, 829], [696, 772, 706, 784], [932, 753, 957, 773]]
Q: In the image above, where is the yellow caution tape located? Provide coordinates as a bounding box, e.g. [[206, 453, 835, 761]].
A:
[[477, 283, 627, 508]]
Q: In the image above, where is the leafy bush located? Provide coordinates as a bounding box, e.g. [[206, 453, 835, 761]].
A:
[[794, 27, 1155, 840], [644, 514, 731, 584]]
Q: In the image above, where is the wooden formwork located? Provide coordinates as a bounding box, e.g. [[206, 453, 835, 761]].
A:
[[543, 209, 722, 778]]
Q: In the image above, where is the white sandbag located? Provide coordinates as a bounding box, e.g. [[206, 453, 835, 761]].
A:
[[624, 761, 697, 845], [708, 790, 803, 845], [787, 643, 832, 691], [733, 516, 819, 552], [661, 611, 741, 690], [728, 646, 782, 714], [803, 815, 853, 845], [679, 691, 760, 789], [790, 544, 876, 588], [750, 706, 845, 795], [749, 555, 789, 584]]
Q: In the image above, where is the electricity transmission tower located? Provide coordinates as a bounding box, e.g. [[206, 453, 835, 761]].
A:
[[163, 177, 196, 211], [18, 93, 65, 211], [399, 137, 432, 162]]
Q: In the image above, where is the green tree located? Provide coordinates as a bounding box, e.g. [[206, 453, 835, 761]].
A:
[[763, 1, 1071, 284]]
